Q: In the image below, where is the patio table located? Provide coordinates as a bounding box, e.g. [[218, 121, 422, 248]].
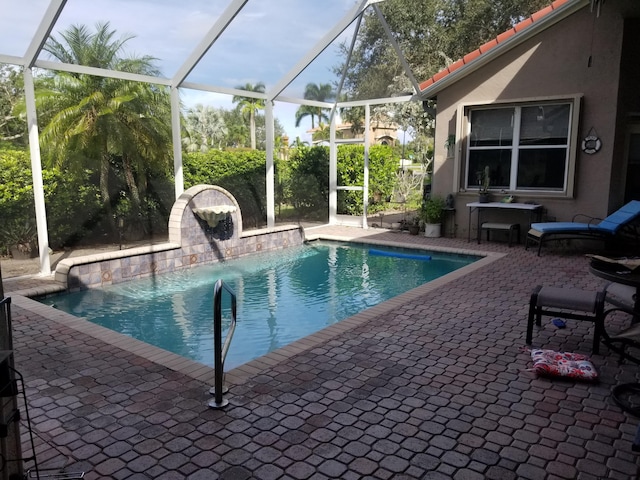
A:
[[466, 201, 543, 243]]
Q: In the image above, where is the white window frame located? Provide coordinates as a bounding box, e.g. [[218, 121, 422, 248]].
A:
[[455, 94, 582, 198]]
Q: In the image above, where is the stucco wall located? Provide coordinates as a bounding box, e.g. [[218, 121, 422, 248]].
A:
[[432, 2, 639, 240]]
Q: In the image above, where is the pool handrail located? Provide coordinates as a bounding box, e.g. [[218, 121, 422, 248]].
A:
[[208, 279, 237, 409]]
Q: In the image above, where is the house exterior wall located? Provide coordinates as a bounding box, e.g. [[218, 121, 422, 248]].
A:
[[432, 2, 640, 240], [335, 123, 399, 145]]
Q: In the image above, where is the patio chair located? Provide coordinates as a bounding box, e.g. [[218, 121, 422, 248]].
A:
[[526, 285, 605, 354], [604, 282, 636, 315], [601, 282, 640, 364], [525, 200, 640, 256]]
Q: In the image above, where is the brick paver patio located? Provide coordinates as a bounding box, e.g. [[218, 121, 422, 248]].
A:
[[4, 226, 640, 479]]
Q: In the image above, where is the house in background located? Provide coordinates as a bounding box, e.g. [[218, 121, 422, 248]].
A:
[[420, 0, 640, 240], [308, 121, 399, 146]]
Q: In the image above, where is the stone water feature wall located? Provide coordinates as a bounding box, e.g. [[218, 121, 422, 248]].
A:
[[55, 184, 305, 291]]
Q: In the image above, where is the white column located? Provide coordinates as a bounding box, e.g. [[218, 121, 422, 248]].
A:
[[329, 116, 337, 224], [171, 86, 184, 199], [265, 101, 275, 228], [23, 67, 51, 276], [363, 104, 370, 229]]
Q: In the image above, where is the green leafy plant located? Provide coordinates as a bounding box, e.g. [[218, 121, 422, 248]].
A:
[[444, 134, 455, 151], [421, 195, 446, 224], [477, 165, 490, 193], [1, 220, 37, 255]]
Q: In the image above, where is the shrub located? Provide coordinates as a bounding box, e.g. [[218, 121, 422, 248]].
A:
[[184, 150, 267, 228], [288, 146, 329, 219], [0, 146, 103, 250], [337, 144, 398, 215]]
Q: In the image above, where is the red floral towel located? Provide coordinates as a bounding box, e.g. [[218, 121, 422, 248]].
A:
[[530, 349, 598, 381]]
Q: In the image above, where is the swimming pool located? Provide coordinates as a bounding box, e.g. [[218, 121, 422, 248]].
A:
[[40, 241, 479, 369]]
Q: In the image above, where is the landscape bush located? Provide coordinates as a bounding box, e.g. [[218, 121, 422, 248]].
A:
[[1, 143, 401, 252]]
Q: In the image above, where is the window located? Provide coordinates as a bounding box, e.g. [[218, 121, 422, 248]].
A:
[[465, 101, 573, 193]]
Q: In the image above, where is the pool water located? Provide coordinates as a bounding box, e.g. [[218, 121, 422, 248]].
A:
[[40, 241, 478, 369]]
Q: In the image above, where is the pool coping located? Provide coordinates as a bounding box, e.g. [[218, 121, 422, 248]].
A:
[[12, 234, 505, 391]]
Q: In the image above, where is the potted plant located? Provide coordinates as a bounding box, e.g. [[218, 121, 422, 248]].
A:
[[408, 216, 421, 235], [421, 196, 446, 237], [1, 220, 38, 259], [477, 165, 491, 203]]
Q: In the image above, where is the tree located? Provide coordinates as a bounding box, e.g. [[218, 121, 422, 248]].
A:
[[37, 22, 172, 235], [183, 104, 227, 152], [253, 114, 286, 151], [0, 64, 26, 145], [295, 82, 335, 129], [232, 82, 265, 149], [334, 0, 549, 168], [338, 0, 550, 101], [312, 123, 333, 143]]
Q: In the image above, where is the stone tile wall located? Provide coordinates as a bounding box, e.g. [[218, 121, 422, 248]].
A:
[[56, 185, 305, 291]]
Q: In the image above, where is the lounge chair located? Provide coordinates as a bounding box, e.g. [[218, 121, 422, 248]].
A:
[[525, 200, 640, 255]]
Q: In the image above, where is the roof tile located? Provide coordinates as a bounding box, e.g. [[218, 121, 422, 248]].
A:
[[513, 17, 534, 32], [421, 78, 435, 88], [478, 38, 499, 53], [447, 58, 465, 74], [462, 49, 482, 65], [431, 69, 450, 83], [496, 28, 516, 44], [531, 5, 554, 22]]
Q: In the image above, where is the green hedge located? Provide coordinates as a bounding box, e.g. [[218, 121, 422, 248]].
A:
[[337, 144, 397, 215], [288, 146, 329, 219], [1, 144, 400, 251], [0, 146, 102, 250], [184, 150, 268, 228]]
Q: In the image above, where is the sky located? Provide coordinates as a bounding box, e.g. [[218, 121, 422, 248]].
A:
[[0, 0, 364, 144]]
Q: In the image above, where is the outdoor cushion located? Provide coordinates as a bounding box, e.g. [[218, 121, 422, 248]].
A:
[[529, 222, 604, 233], [530, 349, 598, 381]]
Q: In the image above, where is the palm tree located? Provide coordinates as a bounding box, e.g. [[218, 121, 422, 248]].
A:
[[312, 123, 334, 144], [37, 22, 171, 235], [183, 104, 227, 152], [232, 82, 265, 149], [340, 105, 365, 135], [295, 82, 335, 129]]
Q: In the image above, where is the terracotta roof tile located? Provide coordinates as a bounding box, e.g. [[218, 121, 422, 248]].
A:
[[447, 58, 465, 74], [421, 77, 435, 88], [431, 69, 450, 83], [496, 28, 517, 44], [419, 0, 573, 93], [531, 4, 555, 21], [462, 49, 482, 64], [513, 16, 535, 32], [478, 38, 499, 53]]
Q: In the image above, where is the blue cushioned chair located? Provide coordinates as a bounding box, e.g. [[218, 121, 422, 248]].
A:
[[525, 200, 640, 255]]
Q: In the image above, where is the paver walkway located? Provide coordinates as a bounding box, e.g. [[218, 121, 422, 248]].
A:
[[4, 227, 640, 479]]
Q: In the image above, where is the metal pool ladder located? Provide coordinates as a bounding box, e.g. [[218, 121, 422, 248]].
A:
[[208, 279, 237, 409]]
